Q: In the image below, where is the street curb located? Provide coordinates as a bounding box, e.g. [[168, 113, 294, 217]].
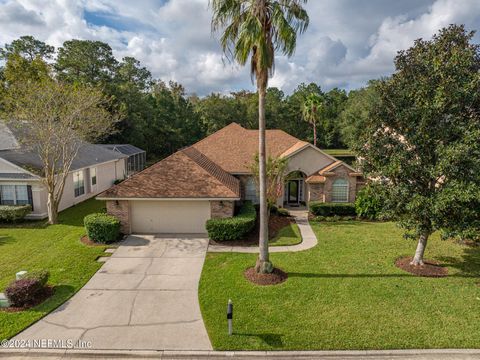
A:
[[2, 348, 480, 358]]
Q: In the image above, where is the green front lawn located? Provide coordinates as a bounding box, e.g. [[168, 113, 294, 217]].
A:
[[0, 199, 108, 340], [199, 221, 480, 350], [270, 223, 301, 246]]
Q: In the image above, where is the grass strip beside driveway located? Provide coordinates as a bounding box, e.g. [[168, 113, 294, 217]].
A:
[[0, 199, 107, 340]]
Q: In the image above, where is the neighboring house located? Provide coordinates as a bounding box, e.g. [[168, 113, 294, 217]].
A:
[[0, 123, 127, 219], [98, 123, 365, 234], [98, 144, 146, 176]]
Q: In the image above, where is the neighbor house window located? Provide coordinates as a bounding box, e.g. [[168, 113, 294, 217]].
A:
[[73, 171, 85, 197], [245, 178, 258, 203], [0, 185, 15, 205], [0, 185, 32, 207], [15, 185, 29, 205], [91, 168, 97, 186], [331, 178, 349, 202]]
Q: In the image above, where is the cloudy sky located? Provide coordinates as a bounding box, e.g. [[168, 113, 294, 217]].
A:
[[1, 0, 480, 95]]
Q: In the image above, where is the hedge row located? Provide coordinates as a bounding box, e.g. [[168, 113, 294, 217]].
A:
[[206, 201, 256, 241], [0, 205, 31, 222], [84, 213, 121, 244], [309, 202, 356, 216]]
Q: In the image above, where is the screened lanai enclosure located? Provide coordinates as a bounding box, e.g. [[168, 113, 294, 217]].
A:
[[99, 144, 146, 176]]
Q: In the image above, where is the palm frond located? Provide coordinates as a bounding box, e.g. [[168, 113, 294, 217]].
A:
[[210, 0, 309, 82]]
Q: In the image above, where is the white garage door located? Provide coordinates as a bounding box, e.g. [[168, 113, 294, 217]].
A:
[[130, 200, 211, 234]]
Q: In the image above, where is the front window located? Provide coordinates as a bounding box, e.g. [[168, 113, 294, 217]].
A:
[[332, 178, 349, 202], [0, 185, 31, 206], [15, 185, 29, 205], [91, 168, 97, 186], [0, 185, 15, 205], [73, 171, 85, 197]]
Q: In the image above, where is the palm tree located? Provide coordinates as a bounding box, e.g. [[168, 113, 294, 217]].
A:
[[211, 0, 309, 274], [302, 93, 322, 147]]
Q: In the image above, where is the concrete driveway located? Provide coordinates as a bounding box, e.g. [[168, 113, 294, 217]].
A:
[[14, 235, 212, 351]]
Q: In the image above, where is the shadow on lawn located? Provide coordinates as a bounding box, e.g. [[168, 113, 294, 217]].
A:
[[0, 236, 15, 246], [437, 244, 480, 278], [234, 332, 283, 347], [288, 271, 478, 279]]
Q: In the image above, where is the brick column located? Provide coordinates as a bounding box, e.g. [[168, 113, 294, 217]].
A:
[[211, 201, 234, 218], [106, 200, 131, 234]]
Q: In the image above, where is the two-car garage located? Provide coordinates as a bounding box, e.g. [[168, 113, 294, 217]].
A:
[[130, 200, 211, 234]]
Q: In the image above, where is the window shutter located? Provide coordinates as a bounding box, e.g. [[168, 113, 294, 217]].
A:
[[27, 185, 34, 211]]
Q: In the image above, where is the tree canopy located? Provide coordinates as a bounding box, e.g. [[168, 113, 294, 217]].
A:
[[349, 25, 480, 265]]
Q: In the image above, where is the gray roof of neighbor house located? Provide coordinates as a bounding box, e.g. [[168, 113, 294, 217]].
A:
[[0, 173, 36, 179], [0, 123, 19, 150], [98, 144, 145, 156], [0, 123, 127, 175]]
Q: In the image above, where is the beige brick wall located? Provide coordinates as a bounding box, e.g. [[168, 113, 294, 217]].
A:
[[106, 200, 131, 234], [211, 200, 234, 218], [309, 183, 324, 202]]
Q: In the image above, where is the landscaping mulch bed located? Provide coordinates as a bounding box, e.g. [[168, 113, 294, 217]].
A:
[[1, 286, 54, 313], [80, 234, 105, 247], [395, 256, 448, 278], [244, 267, 288, 286], [209, 214, 295, 247]]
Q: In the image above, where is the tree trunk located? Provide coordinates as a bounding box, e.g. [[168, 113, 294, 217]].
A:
[[313, 122, 317, 147], [410, 233, 429, 266], [255, 73, 273, 274], [47, 192, 58, 225]]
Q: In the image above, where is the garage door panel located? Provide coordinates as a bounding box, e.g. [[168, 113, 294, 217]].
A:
[[131, 201, 211, 234]]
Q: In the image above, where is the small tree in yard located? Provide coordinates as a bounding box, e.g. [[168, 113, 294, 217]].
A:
[[3, 79, 118, 224], [351, 25, 480, 266], [250, 155, 288, 211]]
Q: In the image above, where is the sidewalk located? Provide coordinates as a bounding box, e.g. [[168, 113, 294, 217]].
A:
[[208, 209, 318, 253]]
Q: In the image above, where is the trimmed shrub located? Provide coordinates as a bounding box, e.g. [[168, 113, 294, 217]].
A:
[[0, 205, 31, 222], [5, 278, 42, 307], [309, 202, 356, 217], [277, 208, 290, 217], [84, 213, 121, 244], [23, 270, 49, 287], [355, 184, 385, 220], [206, 201, 256, 241]]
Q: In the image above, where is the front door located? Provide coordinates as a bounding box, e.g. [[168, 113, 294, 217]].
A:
[[287, 180, 299, 204]]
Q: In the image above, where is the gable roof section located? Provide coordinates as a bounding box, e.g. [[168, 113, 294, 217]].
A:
[[0, 144, 126, 175], [192, 122, 301, 173], [98, 147, 240, 199], [0, 124, 127, 174], [306, 161, 362, 183]]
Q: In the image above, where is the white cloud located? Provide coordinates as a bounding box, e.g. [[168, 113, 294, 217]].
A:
[[0, 0, 479, 94]]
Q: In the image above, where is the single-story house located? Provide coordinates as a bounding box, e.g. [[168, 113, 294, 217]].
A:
[[98, 123, 365, 234], [0, 123, 127, 219], [98, 144, 146, 176]]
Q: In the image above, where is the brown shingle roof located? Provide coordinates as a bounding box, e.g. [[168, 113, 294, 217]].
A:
[[192, 122, 301, 173], [99, 148, 240, 199]]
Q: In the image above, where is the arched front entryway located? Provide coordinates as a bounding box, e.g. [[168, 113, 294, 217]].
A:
[[283, 171, 307, 207]]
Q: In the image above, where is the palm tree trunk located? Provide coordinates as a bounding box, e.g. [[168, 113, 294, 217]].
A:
[[313, 122, 317, 147], [255, 72, 273, 274], [410, 232, 429, 266]]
